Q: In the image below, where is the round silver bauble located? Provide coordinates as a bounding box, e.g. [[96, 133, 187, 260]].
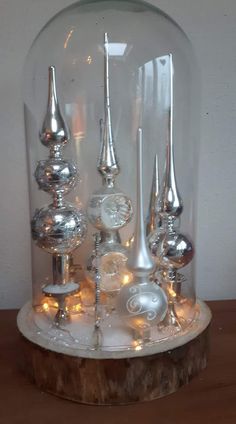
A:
[[87, 186, 133, 231], [31, 202, 87, 254], [159, 232, 194, 270], [35, 159, 78, 194], [117, 279, 168, 331]]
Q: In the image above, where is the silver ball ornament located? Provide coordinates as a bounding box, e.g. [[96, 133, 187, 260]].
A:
[[159, 232, 194, 270], [87, 186, 133, 231], [31, 202, 87, 254], [35, 159, 78, 194]]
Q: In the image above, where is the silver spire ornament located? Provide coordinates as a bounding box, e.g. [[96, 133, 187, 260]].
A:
[[117, 128, 168, 339], [87, 33, 133, 233], [149, 54, 193, 276], [148, 55, 194, 328], [98, 32, 120, 183], [31, 66, 87, 325], [86, 33, 133, 295], [158, 54, 183, 222]]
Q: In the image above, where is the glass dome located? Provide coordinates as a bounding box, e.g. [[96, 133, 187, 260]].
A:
[[23, 0, 199, 351]]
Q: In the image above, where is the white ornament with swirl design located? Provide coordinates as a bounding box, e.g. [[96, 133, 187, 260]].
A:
[[117, 281, 168, 330]]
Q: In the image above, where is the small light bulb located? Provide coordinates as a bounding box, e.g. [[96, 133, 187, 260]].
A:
[[43, 302, 49, 311]]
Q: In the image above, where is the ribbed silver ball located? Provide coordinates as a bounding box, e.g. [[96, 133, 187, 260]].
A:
[[35, 159, 78, 194], [117, 279, 168, 330], [31, 202, 87, 254]]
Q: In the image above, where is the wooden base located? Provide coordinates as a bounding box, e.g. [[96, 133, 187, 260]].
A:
[[19, 309, 211, 405]]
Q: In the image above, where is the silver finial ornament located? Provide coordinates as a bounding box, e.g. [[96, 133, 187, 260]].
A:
[[40, 66, 70, 151], [158, 54, 183, 220], [31, 65, 87, 324], [97, 33, 120, 182], [117, 128, 168, 334], [148, 55, 194, 329]]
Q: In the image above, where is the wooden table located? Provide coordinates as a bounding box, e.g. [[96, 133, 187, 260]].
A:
[[1, 300, 236, 424]]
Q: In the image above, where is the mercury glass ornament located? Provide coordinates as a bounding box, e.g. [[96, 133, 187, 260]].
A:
[[35, 159, 78, 195], [158, 231, 194, 271], [117, 129, 168, 335], [32, 203, 87, 254], [149, 55, 193, 275], [87, 33, 133, 233], [30, 66, 87, 322], [86, 33, 133, 296]]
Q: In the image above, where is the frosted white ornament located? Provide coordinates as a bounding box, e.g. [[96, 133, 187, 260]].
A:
[[117, 128, 168, 334]]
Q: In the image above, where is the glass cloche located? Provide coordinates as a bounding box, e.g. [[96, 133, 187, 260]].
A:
[[21, 0, 200, 352]]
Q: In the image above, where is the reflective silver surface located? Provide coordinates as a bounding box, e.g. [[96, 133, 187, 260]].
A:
[[52, 254, 71, 285], [40, 66, 70, 150], [35, 159, 78, 194], [159, 232, 194, 270], [32, 203, 87, 254], [32, 64, 87, 297], [158, 55, 183, 220], [87, 34, 133, 236], [97, 33, 120, 183]]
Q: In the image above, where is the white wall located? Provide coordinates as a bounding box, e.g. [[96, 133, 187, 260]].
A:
[[0, 0, 235, 308]]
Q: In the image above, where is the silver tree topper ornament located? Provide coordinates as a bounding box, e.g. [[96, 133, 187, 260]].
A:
[[148, 55, 194, 328], [86, 33, 133, 295], [117, 128, 168, 341], [31, 66, 87, 325]]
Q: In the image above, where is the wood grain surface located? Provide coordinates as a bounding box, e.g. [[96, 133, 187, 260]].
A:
[[20, 323, 209, 405], [0, 300, 236, 423]]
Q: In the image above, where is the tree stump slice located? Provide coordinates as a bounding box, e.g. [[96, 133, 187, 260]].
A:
[[18, 300, 211, 405]]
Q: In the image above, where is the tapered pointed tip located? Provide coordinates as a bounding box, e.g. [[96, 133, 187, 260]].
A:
[[40, 65, 70, 148], [49, 65, 56, 74], [154, 153, 158, 175], [137, 127, 143, 151], [138, 127, 142, 137], [104, 32, 108, 43]]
